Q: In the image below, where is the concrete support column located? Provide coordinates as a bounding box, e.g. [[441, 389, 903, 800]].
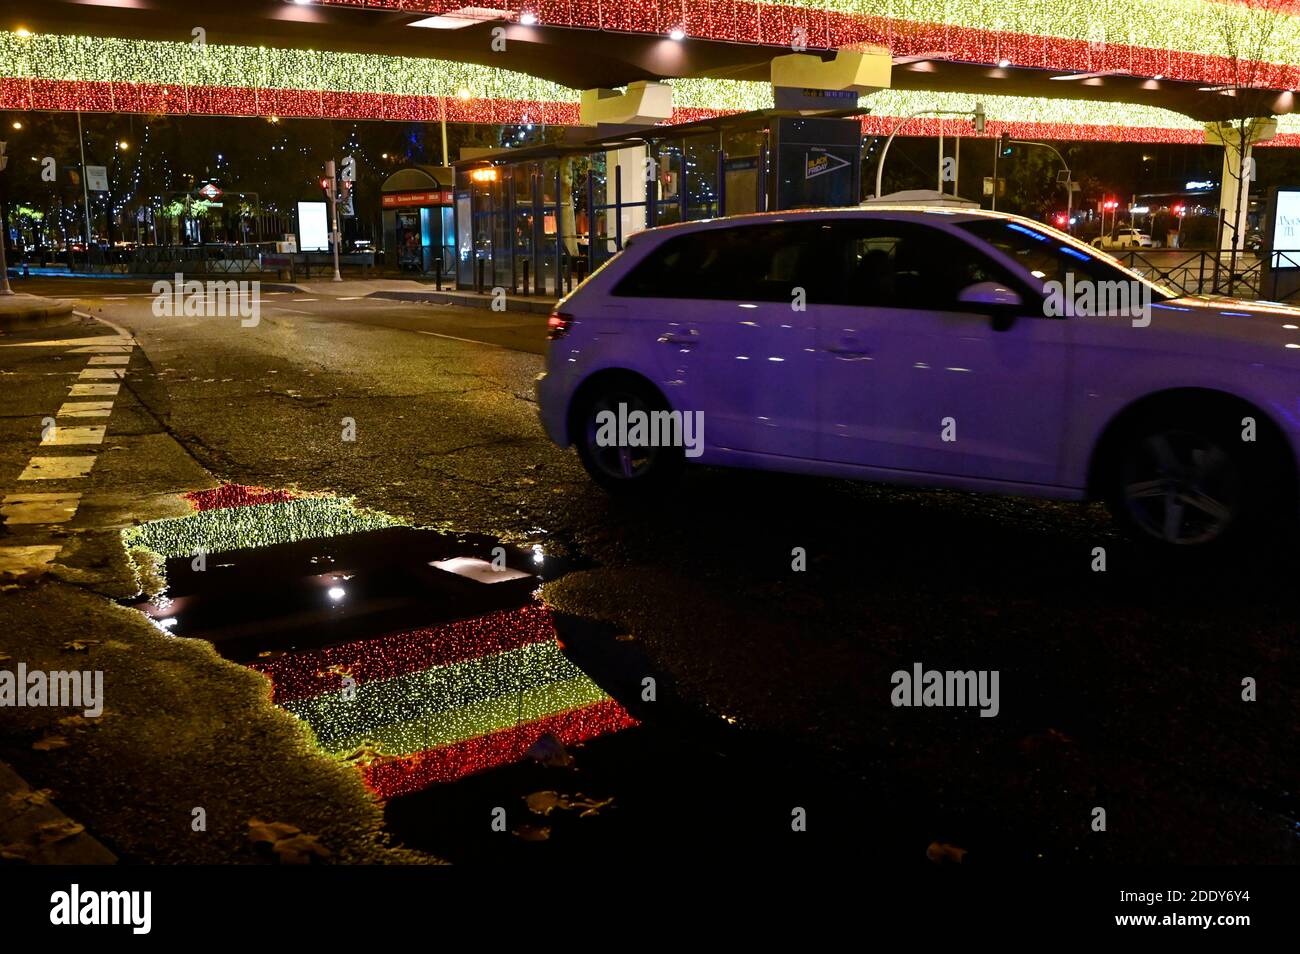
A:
[[1206, 118, 1277, 254], [606, 145, 648, 252]]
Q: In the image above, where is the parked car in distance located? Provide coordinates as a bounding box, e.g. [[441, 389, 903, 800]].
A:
[[537, 207, 1300, 550], [1092, 228, 1154, 250]]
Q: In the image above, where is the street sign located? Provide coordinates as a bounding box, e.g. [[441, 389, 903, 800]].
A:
[[86, 165, 109, 192], [340, 155, 356, 182], [983, 176, 993, 196], [198, 183, 223, 200]]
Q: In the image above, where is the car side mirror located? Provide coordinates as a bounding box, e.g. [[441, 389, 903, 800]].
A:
[[957, 281, 1022, 331], [958, 281, 1022, 308]]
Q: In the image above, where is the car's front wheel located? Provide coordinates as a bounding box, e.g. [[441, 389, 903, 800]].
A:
[[1104, 405, 1290, 549], [572, 377, 685, 496]]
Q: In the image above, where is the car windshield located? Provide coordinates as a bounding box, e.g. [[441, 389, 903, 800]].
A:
[[958, 218, 1175, 300]]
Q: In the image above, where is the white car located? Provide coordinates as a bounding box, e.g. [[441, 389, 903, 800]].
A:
[[1092, 229, 1154, 250], [536, 208, 1299, 549]]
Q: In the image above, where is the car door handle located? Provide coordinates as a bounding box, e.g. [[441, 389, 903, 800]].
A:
[[658, 330, 700, 345]]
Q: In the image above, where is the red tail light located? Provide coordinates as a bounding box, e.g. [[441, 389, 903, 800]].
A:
[[547, 312, 572, 340]]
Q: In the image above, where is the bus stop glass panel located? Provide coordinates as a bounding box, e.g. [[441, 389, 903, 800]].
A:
[[684, 137, 720, 220], [652, 142, 684, 226]]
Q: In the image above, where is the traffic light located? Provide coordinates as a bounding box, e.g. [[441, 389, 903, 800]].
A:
[[320, 176, 334, 201], [998, 132, 1013, 157]]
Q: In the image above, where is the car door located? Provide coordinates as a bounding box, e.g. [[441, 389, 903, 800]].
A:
[[612, 222, 823, 459], [814, 217, 1069, 487]]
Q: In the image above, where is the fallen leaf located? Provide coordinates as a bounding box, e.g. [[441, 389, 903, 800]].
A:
[[7, 788, 55, 811], [926, 841, 968, 865], [526, 791, 563, 815], [247, 818, 302, 845], [37, 819, 85, 846], [62, 640, 99, 653], [272, 833, 331, 865], [0, 842, 33, 861], [340, 743, 388, 766], [32, 735, 69, 751], [513, 824, 551, 842]]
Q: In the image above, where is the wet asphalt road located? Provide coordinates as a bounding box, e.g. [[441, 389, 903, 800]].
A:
[[2, 277, 1298, 865]]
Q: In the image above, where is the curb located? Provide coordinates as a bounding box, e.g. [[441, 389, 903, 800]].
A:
[[0, 760, 118, 864], [0, 297, 77, 332]]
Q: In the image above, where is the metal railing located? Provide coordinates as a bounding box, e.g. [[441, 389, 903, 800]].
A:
[[77, 243, 279, 275], [1108, 248, 1271, 300]]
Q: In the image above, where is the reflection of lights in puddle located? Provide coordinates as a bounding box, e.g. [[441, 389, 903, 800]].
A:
[[124, 488, 629, 799], [430, 556, 531, 584]]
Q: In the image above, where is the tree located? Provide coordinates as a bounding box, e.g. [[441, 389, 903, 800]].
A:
[[1210, 0, 1290, 289]]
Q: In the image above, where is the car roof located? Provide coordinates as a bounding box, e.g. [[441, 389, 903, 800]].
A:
[[633, 206, 1043, 239]]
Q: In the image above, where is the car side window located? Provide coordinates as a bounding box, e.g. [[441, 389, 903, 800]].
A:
[[612, 223, 832, 302], [822, 220, 1016, 311]]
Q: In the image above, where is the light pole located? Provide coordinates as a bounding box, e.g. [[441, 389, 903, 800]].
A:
[[324, 159, 342, 282], [76, 110, 94, 269], [874, 104, 984, 200]]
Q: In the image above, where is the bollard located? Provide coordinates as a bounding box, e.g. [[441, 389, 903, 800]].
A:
[[434, 259, 442, 292], [522, 259, 530, 296]]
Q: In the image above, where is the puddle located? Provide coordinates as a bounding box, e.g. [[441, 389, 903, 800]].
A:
[[120, 484, 902, 862]]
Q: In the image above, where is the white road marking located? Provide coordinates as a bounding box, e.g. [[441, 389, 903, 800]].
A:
[[1, 334, 134, 348], [1, 492, 82, 524], [416, 330, 506, 349], [18, 456, 96, 480], [78, 367, 127, 380], [57, 402, 114, 418], [68, 345, 134, 354], [337, 296, 366, 300], [293, 298, 318, 302], [87, 355, 130, 365], [273, 308, 312, 315], [69, 383, 120, 397], [41, 425, 106, 446]]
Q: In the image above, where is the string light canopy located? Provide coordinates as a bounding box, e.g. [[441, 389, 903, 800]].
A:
[[5, 30, 1300, 144], [319, 0, 1300, 89]]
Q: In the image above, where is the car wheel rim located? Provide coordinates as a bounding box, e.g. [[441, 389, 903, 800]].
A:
[[1121, 430, 1240, 545], [585, 392, 657, 481]]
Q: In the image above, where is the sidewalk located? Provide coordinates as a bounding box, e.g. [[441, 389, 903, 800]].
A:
[[0, 293, 75, 330]]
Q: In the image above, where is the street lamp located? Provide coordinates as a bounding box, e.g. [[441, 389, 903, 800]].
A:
[[874, 104, 986, 199]]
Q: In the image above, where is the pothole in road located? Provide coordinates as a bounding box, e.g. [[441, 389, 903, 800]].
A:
[[117, 484, 889, 863]]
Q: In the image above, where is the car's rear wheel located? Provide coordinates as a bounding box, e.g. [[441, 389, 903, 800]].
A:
[[572, 377, 685, 496], [1104, 404, 1288, 549]]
